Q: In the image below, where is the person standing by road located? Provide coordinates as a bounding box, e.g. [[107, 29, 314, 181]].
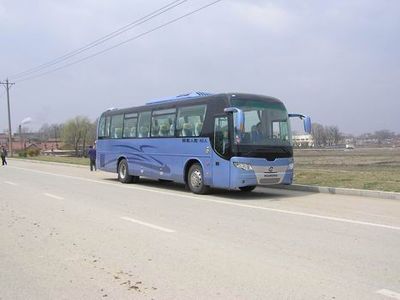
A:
[[1, 146, 8, 166], [88, 145, 96, 171]]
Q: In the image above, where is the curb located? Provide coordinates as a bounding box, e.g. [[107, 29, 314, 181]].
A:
[[270, 184, 400, 201], [8, 158, 88, 169]]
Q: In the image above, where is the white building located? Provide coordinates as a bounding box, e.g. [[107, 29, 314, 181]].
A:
[[292, 134, 314, 148]]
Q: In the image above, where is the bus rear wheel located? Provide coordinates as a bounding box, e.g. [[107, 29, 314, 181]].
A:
[[239, 185, 256, 192], [118, 159, 139, 183], [188, 163, 209, 194]]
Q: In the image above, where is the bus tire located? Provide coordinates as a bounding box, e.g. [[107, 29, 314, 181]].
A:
[[188, 163, 209, 194], [239, 185, 256, 192], [118, 159, 135, 183]]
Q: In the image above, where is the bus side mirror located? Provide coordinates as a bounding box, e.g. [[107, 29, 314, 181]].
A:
[[303, 116, 312, 134], [224, 107, 245, 132], [289, 113, 312, 134]]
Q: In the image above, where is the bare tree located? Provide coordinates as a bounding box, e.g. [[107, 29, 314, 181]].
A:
[[88, 119, 98, 146], [325, 126, 342, 146], [332, 126, 342, 145], [39, 123, 62, 142], [374, 130, 395, 144], [311, 123, 326, 147], [50, 123, 62, 142]]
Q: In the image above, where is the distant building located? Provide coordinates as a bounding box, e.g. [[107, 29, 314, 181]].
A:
[[292, 134, 314, 148]]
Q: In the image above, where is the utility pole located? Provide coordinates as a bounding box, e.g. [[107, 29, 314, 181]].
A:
[[0, 79, 15, 157]]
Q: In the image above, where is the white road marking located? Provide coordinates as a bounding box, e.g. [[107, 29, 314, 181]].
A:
[[376, 289, 400, 299], [44, 193, 64, 200], [121, 216, 175, 233], [4, 181, 17, 186], [9, 165, 400, 232]]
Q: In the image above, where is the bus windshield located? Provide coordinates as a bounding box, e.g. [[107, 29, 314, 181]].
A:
[[231, 98, 292, 146]]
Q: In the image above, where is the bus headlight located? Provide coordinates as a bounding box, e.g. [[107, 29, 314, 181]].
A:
[[288, 163, 294, 170], [233, 162, 253, 171]]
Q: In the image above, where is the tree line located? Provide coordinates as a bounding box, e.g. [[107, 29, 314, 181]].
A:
[[311, 123, 342, 147], [310, 123, 398, 148], [38, 116, 97, 156]]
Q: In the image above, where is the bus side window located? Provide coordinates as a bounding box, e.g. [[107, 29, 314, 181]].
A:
[[195, 121, 203, 136], [104, 116, 111, 138], [176, 105, 206, 137], [110, 114, 123, 139], [138, 111, 151, 138], [123, 116, 137, 138], [152, 119, 160, 137], [151, 109, 176, 137], [98, 116, 106, 138]]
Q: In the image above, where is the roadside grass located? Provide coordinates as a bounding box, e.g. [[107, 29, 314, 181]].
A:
[[294, 148, 400, 192], [15, 155, 88, 166]]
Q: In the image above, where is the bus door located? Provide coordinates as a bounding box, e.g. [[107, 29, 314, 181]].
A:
[[212, 115, 231, 188]]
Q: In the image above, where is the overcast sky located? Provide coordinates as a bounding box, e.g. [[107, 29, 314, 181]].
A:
[[1, 0, 399, 135]]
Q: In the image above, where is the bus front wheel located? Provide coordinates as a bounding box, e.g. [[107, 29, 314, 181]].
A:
[[188, 163, 209, 194], [118, 159, 139, 183]]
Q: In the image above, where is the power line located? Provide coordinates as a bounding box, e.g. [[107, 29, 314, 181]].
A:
[[10, 0, 187, 80], [15, 0, 223, 83]]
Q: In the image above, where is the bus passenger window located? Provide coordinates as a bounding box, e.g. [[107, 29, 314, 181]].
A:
[[98, 116, 106, 138], [114, 128, 122, 138], [169, 118, 174, 135], [151, 109, 176, 137], [152, 120, 160, 137], [138, 111, 151, 138], [104, 116, 111, 138], [139, 126, 149, 137], [110, 114, 123, 139], [195, 122, 203, 136], [159, 124, 169, 136], [176, 105, 206, 137], [123, 116, 138, 138], [182, 123, 193, 136]]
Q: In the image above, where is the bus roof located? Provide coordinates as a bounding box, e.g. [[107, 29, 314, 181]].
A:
[[100, 92, 284, 116], [145, 91, 214, 105]]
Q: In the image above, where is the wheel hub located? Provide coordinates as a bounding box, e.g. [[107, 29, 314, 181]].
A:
[[120, 164, 126, 179], [190, 169, 202, 188]]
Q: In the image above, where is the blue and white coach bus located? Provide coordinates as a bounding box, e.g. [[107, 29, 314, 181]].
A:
[[96, 92, 311, 194]]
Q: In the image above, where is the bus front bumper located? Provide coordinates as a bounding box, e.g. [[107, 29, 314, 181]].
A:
[[230, 157, 294, 189]]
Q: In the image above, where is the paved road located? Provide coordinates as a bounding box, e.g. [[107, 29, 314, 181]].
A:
[[1, 159, 400, 299]]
